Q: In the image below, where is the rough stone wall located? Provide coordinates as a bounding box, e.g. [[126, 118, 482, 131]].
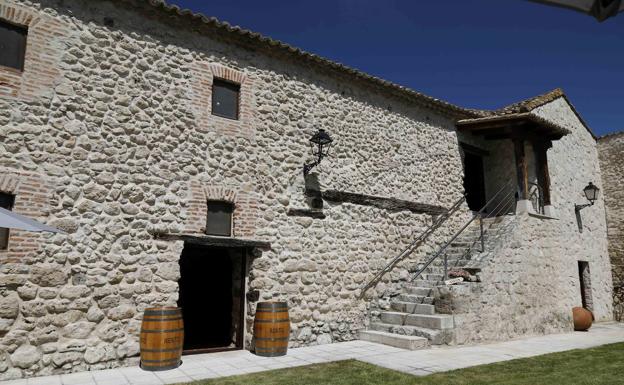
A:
[[598, 131, 624, 321], [0, 0, 468, 379], [437, 98, 613, 344], [0, 0, 614, 379], [532, 98, 612, 319]]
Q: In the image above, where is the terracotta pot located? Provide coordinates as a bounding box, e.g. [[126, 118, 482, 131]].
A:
[[572, 307, 593, 331]]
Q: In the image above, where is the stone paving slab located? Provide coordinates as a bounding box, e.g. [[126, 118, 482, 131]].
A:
[[359, 322, 624, 376], [2, 322, 623, 385]]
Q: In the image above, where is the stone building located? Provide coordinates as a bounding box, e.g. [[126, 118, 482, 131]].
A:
[[598, 132, 624, 321], [0, 0, 614, 380]]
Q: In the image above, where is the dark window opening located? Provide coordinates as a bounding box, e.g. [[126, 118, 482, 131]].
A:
[[0, 20, 27, 71], [0, 192, 15, 250], [211, 79, 240, 120], [206, 201, 233, 237]]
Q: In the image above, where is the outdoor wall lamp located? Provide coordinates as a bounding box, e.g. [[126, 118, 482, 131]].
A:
[[575, 182, 600, 212], [303, 128, 333, 176]]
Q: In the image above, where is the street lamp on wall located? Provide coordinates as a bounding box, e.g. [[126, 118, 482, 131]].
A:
[[303, 129, 333, 176], [575, 182, 600, 212]]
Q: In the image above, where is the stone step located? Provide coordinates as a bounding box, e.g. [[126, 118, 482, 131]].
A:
[[424, 273, 443, 281], [359, 330, 428, 350], [405, 287, 433, 296], [412, 279, 443, 288], [390, 301, 435, 315], [381, 311, 454, 329], [415, 266, 443, 275], [398, 293, 434, 304], [370, 322, 455, 345]]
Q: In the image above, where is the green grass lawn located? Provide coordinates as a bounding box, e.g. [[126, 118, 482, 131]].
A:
[[183, 342, 624, 385]]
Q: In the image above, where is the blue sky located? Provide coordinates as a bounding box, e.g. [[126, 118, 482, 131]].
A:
[[170, 0, 623, 136]]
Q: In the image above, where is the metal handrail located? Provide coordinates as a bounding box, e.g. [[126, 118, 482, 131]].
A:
[[447, 188, 517, 273], [357, 194, 466, 299], [396, 189, 517, 322], [410, 179, 515, 282]]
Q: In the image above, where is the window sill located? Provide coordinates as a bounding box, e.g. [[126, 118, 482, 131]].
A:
[[0, 64, 24, 75], [211, 112, 239, 121]]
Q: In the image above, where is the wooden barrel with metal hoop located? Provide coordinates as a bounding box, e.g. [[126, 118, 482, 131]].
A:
[[253, 301, 290, 357], [140, 307, 184, 371]]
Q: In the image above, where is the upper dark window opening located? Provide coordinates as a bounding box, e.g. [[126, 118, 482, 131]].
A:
[[0, 20, 27, 71], [211, 79, 240, 120], [0, 192, 15, 250], [206, 200, 234, 237]]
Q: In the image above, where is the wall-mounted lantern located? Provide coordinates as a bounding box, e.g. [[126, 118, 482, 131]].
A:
[[303, 129, 333, 176], [575, 182, 600, 212]]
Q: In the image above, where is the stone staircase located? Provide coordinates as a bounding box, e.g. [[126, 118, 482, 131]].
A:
[[359, 216, 511, 350]]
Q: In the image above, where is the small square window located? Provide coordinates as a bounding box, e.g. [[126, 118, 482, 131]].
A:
[[206, 201, 233, 237], [211, 79, 240, 120], [0, 20, 27, 71], [0, 192, 15, 250]]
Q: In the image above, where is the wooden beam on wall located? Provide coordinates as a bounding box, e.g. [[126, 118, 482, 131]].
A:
[[321, 190, 447, 215]]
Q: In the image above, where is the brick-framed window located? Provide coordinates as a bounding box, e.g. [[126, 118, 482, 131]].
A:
[[190, 63, 255, 138], [211, 78, 240, 120], [0, 4, 69, 101], [0, 192, 16, 250], [0, 19, 28, 71], [206, 200, 234, 237]]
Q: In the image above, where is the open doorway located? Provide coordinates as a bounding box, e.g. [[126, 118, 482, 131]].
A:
[[462, 148, 487, 212], [578, 261, 593, 311], [177, 244, 246, 354]]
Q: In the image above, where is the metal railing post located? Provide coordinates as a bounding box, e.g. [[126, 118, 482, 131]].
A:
[[479, 215, 485, 252], [443, 253, 448, 281]]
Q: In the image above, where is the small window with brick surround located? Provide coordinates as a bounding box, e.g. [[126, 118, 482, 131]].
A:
[[212, 78, 240, 120], [0, 20, 27, 71], [206, 201, 233, 237], [0, 192, 16, 250]]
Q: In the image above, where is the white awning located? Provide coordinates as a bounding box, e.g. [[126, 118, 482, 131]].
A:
[[530, 0, 624, 21], [0, 207, 64, 233]]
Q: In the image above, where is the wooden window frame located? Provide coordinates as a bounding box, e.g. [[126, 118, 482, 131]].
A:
[[211, 78, 240, 120], [0, 192, 16, 250], [0, 19, 28, 72], [205, 200, 234, 237]]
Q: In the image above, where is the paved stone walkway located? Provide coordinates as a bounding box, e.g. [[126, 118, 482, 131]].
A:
[[3, 322, 623, 385]]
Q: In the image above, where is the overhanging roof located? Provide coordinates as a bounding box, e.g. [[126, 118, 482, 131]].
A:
[[456, 112, 571, 141]]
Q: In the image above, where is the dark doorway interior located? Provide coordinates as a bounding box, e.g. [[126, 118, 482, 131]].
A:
[[463, 151, 487, 212], [178, 245, 246, 354], [578, 261, 593, 311]]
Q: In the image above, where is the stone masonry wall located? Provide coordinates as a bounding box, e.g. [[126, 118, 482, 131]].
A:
[[0, 0, 469, 379], [0, 0, 614, 380], [598, 131, 624, 321], [436, 98, 613, 344]]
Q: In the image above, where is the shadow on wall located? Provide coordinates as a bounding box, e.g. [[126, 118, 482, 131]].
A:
[[304, 173, 323, 210]]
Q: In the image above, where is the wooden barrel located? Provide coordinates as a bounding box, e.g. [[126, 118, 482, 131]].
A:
[[140, 307, 184, 371], [572, 307, 593, 331], [253, 301, 290, 357]]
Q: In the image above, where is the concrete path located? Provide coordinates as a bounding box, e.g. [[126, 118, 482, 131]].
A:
[[3, 322, 623, 385]]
